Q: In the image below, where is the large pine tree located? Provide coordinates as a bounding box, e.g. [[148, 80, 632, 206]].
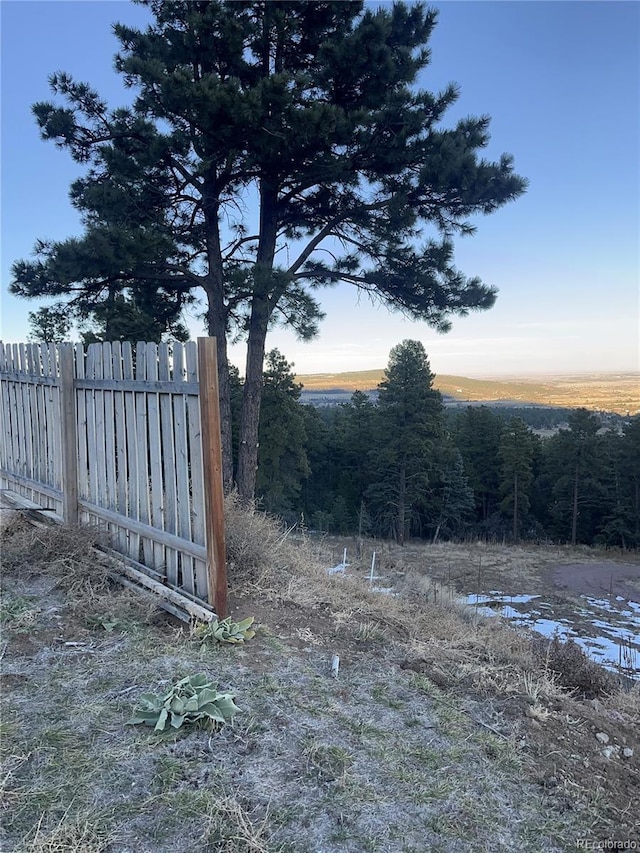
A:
[[368, 339, 443, 544], [11, 0, 527, 499]]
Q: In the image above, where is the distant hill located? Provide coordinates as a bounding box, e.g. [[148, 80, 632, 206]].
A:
[[295, 370, 640, 415]]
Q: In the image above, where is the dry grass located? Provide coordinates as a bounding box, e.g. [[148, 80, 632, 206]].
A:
[[225, 492, 309, 592], [17, 812, 111, 853], [201, 794, 275, 853], [1, 505, 638, 851], [0, 515, 110, 593], [530, 635, 620, 699]]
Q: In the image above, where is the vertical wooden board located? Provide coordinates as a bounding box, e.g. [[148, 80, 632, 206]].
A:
[[158, 342, 178, 585], [0, 343, 9, 472], [197, 338, 227, 617], [74, 343, 90, 525], [145, 343, 164, 571], [185, 342, 208, 599], [13, 345, 28, 481], [10, 381, 22, 480], [122, 342, 140, 561], [111, 341, 128, 553], [43, 344, 55, 493], [135, 343, 153, 566], [4, 346, 17, 477], [171, 343, 194, 593], [34, 344, 48, 486], [25, 344, 35, 375], [27, 351, 40, 484], [9, 348, 23, 480], [47, 344, 62, 489], [17, 344, 33, 486], [92, 344, 107, 527], [4, 348, 19, 479], [102, 342, 117, 513], [59, 345, 79, 525], [25, 346, 38, 487], [0, 353, 10, 476], [85, 345, 99, 506], [8, 357, 23, 482]]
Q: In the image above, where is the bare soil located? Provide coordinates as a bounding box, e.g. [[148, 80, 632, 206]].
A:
[[546, 562, 640, 605]]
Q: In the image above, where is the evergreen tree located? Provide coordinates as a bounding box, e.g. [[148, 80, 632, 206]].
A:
[[497, 417, 534, 542], [333, 390, 378, 525], [255, 350, 309, 518], [27, 303, 71, 343], [429, 443, 474, 543], [597, 420, 640, 549], [453, 406, 503, 527], [543, 409, 602, 545], [299, 403, 333, 529], [368, 340, 443, 544], [78, 292, 189, 345], [620, 417, 640, 547], [10, 0, 526, 499]]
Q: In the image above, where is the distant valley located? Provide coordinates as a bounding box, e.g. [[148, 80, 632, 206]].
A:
[[296, 370, 640, 415]]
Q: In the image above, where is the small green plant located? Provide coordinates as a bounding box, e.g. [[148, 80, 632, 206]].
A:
[[127, 674, 240, 732], [85, 613, 120, 633], [193, 616, 256, 645]]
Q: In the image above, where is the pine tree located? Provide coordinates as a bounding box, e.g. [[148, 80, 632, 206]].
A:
[[497, 417, 534, 542], [11, 0, 526, 499], [255, 349, 309, 518], [27, 303, 71, 343], [429, 444, 474, 543], [453, 406, 503, 526], [368, 340, 443, 544], [333, 390, 378, 523], [597, 419, 640, 549], [543, 408, 602, 545]]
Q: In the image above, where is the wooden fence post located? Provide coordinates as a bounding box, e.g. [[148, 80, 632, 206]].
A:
[[197, 337, 228, 618], [59, 344, 79, 525]]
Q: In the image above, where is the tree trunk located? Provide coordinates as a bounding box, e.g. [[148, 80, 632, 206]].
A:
[[236, 295, 270, 502], [397, 464, 406, 546], [513, 470, 519, 543], [571, 462, 579, 546], [204, 303, 233, 489], [236, 181, 279, 503], [202, 184, 233, 490]]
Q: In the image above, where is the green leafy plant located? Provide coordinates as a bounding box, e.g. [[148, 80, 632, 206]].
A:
[[193, 616, 256, 645], [86, 613, 120, 632], [127, 674, 240, 732]]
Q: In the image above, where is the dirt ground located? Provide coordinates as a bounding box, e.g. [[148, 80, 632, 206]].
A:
[[1, 520, 639, 852], [546, 562, 640, 605]]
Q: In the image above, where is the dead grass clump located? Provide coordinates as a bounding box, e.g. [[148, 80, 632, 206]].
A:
[[18, 812, 111, 853], [224, 492, 318, 590], [1, 518, 109, 591], [202, 794, 273, 853], [531, 635, 619, 699], [601, 679, 640, 724], [0, 518, 155, 626]]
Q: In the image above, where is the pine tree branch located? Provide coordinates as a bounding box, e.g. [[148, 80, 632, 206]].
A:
[[222, 234, 260, 261], [287, 218, 342, 275]]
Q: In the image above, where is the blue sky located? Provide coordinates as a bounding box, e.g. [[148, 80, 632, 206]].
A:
[[1, 1, 638, 377]]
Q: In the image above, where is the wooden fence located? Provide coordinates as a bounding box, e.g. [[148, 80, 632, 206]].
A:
[[0, 338, 227, 617]]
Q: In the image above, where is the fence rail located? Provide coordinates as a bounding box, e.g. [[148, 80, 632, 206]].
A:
[[0, 338, 227, 616]]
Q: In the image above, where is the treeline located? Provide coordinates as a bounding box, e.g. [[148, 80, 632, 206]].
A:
[[237, 341, 640, 549]]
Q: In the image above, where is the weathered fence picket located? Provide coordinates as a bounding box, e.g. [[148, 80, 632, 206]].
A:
[[0, 338, 227, 616]]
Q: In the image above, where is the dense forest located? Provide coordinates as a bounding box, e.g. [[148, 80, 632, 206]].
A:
[[237, 341, 640, 549]]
